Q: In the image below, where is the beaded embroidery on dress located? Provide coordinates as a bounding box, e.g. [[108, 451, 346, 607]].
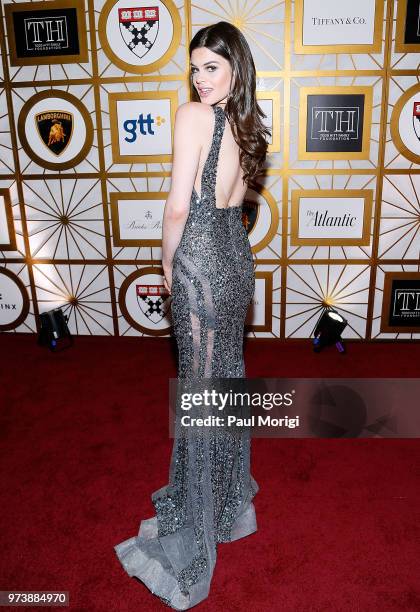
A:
[[114, 104, 259, 610]]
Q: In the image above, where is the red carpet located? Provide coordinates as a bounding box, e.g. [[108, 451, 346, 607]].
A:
[[1, 334, 419, 611]]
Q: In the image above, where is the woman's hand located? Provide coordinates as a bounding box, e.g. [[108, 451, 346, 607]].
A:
[[163, 267, 172, 295]]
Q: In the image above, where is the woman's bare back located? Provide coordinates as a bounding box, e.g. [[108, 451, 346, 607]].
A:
[[192, 103, 247, 209]]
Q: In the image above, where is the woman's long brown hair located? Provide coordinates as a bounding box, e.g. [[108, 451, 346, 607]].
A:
[[189, 21, 270, 190]]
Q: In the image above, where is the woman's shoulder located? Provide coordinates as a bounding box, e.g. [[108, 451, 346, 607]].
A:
[[175, 101, 213, 123]]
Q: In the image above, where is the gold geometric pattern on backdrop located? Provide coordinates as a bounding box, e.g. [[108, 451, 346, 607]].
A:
[[0, 180, 24, 257], [0, 0, 419, 340], [23, 178, 107, 260], [0, 88, 14, 173], [191, 0, 286, 73], [379, 174, 420, 260], [32, 263, 114, 335], [286, 264, 370, 338]]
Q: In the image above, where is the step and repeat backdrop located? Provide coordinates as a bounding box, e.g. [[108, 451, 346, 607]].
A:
[[0, 0, 419, 339]]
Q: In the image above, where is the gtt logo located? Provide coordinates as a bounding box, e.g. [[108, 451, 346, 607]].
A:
[[123, 113, 155, 142]]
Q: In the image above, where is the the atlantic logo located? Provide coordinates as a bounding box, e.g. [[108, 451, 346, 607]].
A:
[[305, 209, 357, 227], [291, 189, 372, 246]]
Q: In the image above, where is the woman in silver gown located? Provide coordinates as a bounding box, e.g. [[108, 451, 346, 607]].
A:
[[114, 21, 270, 610]]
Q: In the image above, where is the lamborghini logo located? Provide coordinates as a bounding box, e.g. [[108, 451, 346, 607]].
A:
[[35, 110, 73, 156]]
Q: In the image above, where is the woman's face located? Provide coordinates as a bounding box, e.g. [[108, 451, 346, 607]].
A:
[[190, 47, 233, 106]]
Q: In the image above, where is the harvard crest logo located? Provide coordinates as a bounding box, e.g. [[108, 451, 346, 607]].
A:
[[118, 6, 159, 59], [35, 110, 73, 156], [412, 102, 420, 141], [136, 282, 170, 323]]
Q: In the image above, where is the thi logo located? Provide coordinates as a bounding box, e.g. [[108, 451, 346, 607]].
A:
[[311, 106, 360, 141], [393, 290, 420, 317], [24, 16, 68, 49], [304, 91, 368, 154]]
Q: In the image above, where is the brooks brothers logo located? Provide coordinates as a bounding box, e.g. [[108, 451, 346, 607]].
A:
[[127, 207, 161, 231], [35, 110, 73, 156], [109, 192, 166, 247], [4, 0, 88, 65], [118, 267, 171, 335], [118, 6, 159, 59]]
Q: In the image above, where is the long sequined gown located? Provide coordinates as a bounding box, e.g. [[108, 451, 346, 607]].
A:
[[114, 103, 259, 610]]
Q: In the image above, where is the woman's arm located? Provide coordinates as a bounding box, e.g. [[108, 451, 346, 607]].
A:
[[162, 103, 202, 287]]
